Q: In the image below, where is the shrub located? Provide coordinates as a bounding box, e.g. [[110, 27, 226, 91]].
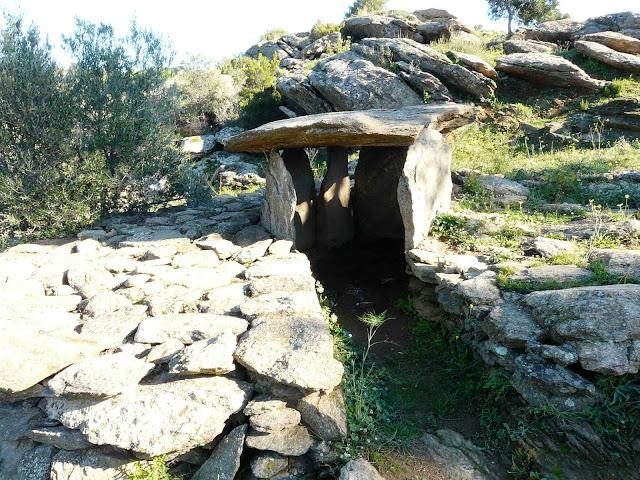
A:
[[310, 20, 344, 41], [173, 54, 241, 132], [259, 28, 287, 41], [345, 0, 388, 18], [0, 14, 180, 248]]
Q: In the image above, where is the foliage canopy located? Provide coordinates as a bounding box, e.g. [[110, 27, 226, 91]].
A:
[[486, 0, 565, 36]]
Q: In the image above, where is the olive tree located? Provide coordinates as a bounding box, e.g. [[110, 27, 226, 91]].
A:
[[486, 0, 565, 37]]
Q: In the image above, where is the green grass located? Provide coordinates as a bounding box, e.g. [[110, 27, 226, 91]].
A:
[[128, 456, 177, 480], [429, 35, 503, 66]]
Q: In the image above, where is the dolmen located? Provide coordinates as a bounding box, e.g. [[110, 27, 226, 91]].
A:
[[225, 103, 474, 250]]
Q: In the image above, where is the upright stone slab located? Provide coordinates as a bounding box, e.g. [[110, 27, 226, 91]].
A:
[[353, 146, 407, 240], [261, 151, 296, 244], [317, 147, 354, 248], [398, 128, 452, 250], [282, 149, 317, 250]]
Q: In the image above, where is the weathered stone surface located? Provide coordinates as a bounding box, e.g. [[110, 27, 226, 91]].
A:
[[15, 443, 56, 480], [524, 18, 585, 42], [317, 147, 354, 248], [297, 388, 348, 441], [508, 265, 595, 284], [235, 316, 343, 391], [191, 424, 247, 480], [168, 332, 237, 375], [157, 263, 245, 291], [81, 291, 132, 318], [80, 305, 148, 341], [244, 394, 288, 416], [181, 135, 217, 155], [339, 458, 386, 480], [246, 40, 289, 61], [245, 425, 313, 456], [245, 253, 312, 279], [234, 239, 273, 264], [260, 151, 297, 245], [398, 128, 453, 249], [0, 331, 107, 399], [276, 73, 334, 116], [233, 225, 272, 248], [353, 145, 406, 241], [449, 51, 498, 80], [171, 249, 220, 268], [145, 339, 184, 364], [248, 274, 316, 296], [49, 448, 139, 480], [483, 303, 546, 348], [142, 284, 203, 316], [522, 285, 640, 342], [66, 264, 116, 298], [503, 39, 558, 54], [358, 38, 496, 100], [581, 31, 640, 54], [511, 356, 600, 411], [532, 237, 575, 257], [27, 426, 92, 450], [495, 53, 605, 88], [250, 407, 301, 433], [239, 291, 322, 320], [342, 14, 415, 41], [198, 283, 248, 315], [42, 376, 253, 456], [135, 314, 249, 344], [196, 236, 242, 260], [421, 429, 504, 480], [591, 249, 640, 281], [578, 12, 640, 37], [575, 40, 640, 73], [268, 239, 293, 256], [251, 452, 289, 479], [302, 32, 342, 59], [307, 51, 422, 112], [577, 341, 631, 375], [0, 402, 45, 442], [43, 352, 154, 398], [395, 61, 453, 102], [226, 103, 473, 152]]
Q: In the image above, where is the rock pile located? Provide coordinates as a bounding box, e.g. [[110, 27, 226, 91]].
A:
[[0, 195, 353, 479]]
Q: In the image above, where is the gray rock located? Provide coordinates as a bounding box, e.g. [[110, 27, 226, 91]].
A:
[[49, 448, 139, 480], [276, 73, 334, 116], [448, 51, 498, 80], [455, 271, 502, 307], [358, 38, 496, 100], [134, 313, 249, 345], [522, 285, 640, 342], [260, 151, 297, 246], [243, 394, 288, 416], [575, 40, 640, 73], [171, 250, 220, 268], [235, 316, 343, 391], [42, 376, 253, 457], [301, 32, 342, 59], [214, 127, 246, 147], [308, 51, 422, 111], [421, 429, 504, 480], [145, 339, 184, 364], [339, 458, 385, 480], [80, 305, 149, 341], [591, 249, 640, 281], [398, 128, 453, 249], [191, 424, 247, 480], [503, 39, 559, 54], [495, 53, 605, 88], [526, 342, 579, 367], [43, 352, 154, 398], [524, 18, 585, 42], [234, 239, 273, 264], [157, 263, 245, 291], [251, 452, 289, 479], [168, 332, 237, 375], [244, 254, 312, 279], [239, 291, 323, 321], [234, 225, 272, 247], [297, 388, 348, 441], [248, 274, 316, 296], [511, 356, 600, 411], [246, 40, 289, 61], [0, 401, 45, 441], [483, 303, 546, 348], [0, 438, 35, 480], [66, 264, 116, 299], [16, 443, 56, 480], [198, 283, 248, 315], [280, 148, 317, 250], [245, 425, 313, 456], [196, 236, 243, 260], [250, 407, 301, 433], [576, 340, 631, 375], [317, 147, 354, 248], [395, 61, 453, 102], [27, 426, 92, 450], [181, 135, 217, 155], [81, 291, 132, 318], [580, 31, 640, 54], [532, 237, 575, 257], [508, 265, 595, 284], [342, 14, 415, 41]]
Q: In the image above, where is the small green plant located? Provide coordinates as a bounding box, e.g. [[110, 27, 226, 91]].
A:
[[259, 27, 287, 41], [310, 20, 344, 41], [128, 456, 176, 480], [431, 213, 477, 251]]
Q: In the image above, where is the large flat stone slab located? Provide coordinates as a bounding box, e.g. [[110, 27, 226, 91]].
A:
[[42, 376, 253, 457], [225, 103, 474, 152]]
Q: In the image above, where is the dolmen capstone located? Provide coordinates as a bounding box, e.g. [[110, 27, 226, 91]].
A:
[[225, 103, 474, 250]]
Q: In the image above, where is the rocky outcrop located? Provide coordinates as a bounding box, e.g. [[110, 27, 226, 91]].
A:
[[276, 73, 334, 115], [395, 61, 453, 102], [577, 11, 640, 37], [495, 53, 605, 88], [503, 39, 559, 54], [574, 40, 640, 73], [448, 51, 498, 80], [307, 51, 423, 111], [580, 31, 640, 54], [342, 14, 415, 41], [524, 18, 586, 42]]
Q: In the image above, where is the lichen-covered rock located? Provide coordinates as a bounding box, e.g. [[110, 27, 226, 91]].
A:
[[483, 303, 546, 348], [339, 458, 386, 480], [134, 314, 248, 345], [168, 332, 237, 375], [249, 407, 301, 433], [503, 39, 559, 54], [297, 388, 348, 441], [191, 424, 247, 480], [245, 424, 313, 456], [342, 14, 415, 41], [42, 376, 253, 456], [49, 448, 140, 480], [251, 452, 289, 479], [580, 31, 640, 54], [508, 265, 595, 284], [575, 40, 640, 73]]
